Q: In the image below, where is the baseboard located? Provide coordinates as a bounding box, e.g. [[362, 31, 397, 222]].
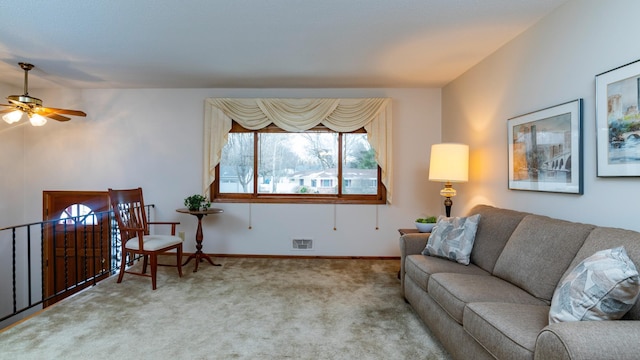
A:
[[182, 253, 400, 260]]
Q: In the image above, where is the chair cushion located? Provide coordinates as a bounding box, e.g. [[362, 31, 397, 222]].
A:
[[422, 214, 480, 265], [428, 273, 547, 324], [405, 254, 489, 292], [464, 302, 550, 360], [125, 235, 183, 251], [493, 215, 594, 302], [549, 246, 640, 323]]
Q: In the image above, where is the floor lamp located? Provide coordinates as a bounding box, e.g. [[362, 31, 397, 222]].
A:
[[428, 143, 469, 217]]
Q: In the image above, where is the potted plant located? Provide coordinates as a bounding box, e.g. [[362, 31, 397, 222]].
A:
[[184, 194, 211, 211], [415, 216, 437, 233]]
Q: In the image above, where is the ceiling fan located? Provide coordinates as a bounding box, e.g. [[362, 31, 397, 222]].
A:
[[0, 62, 87, 126]]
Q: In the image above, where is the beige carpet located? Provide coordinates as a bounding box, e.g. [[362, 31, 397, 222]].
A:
[[0, 257, 450, 360]]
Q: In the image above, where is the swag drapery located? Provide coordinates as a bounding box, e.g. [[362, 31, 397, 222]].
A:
[[203, 98, 393, 203]]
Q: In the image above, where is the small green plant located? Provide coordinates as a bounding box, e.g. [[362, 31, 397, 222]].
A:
[[184, 194, 211, 211], [415, 216, 437, 224]]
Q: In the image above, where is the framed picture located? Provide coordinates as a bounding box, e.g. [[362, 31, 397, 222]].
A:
[[507, 99, 583, 194], [596, 59, 640, 176]]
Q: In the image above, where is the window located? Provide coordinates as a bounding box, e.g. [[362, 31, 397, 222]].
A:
[[213, 123, 385, 204], [58, 203, 97, 225], [320, 179, 333, 188], [204, 97, 393, 203]]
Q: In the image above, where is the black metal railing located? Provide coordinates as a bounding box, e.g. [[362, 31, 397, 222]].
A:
[[0, 205, 154, 328]]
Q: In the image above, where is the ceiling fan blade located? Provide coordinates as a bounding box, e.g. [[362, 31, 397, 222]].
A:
[[0, 108, 16, 114], [39, 107, 87, 117], [43, 113, 71, 122]]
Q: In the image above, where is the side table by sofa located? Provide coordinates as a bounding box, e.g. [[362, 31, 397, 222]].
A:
[[398, 228, 420, 236]]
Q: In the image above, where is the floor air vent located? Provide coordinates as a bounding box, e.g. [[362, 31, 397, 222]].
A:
[[292, 238, 313, 250]]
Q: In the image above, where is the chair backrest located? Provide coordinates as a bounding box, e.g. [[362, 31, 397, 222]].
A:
[[108, 188, 148, 245]]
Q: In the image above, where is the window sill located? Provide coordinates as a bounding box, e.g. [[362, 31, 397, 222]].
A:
[[212, 196, 386, 205]]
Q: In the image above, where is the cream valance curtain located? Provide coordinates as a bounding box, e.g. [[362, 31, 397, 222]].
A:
[[203, 98, 393, 203]]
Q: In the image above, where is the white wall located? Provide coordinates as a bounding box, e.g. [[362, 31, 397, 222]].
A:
[[0, 83, 25, 227], [442, 0, 640, 231], [0, 87, 442, 257], [0, 83, 30, 328]]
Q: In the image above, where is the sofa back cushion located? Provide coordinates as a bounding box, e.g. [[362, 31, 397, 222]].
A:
[[467, 205, 529, 273], [492, 215, 594, 302], [559, 227, 640, 320]]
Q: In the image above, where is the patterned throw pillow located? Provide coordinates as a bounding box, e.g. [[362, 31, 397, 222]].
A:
[[421, 214, 480, 265], [549, 246, 640, 323]]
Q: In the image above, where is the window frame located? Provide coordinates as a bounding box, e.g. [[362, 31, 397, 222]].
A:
[[58, 203, 98, 225], [211, 122, 386, 204]]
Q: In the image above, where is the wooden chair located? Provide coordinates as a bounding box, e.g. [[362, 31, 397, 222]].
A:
[[108, 187, 183, 290]]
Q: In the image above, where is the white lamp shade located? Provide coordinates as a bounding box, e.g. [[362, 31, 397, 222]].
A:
[[428, 143, 469, 183], [28, 113, 47, 126], [2, 110, 24, 124]]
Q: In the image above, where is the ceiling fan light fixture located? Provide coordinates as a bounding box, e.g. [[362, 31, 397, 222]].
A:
[[28, 113, 47, 126], [2, 109, 24, 124], [1, 62, 87, 126]]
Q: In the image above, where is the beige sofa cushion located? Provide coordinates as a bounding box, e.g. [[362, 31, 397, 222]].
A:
[[404, 254, 489, 292], [428, 273, 547, 324], [468, 205, 529, 273], [465, 302, 550, 360], [493, 215, 594, 302]]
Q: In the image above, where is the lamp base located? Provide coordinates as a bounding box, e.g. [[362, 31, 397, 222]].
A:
[[441, 182, 455, 217], [444, 197, 452, 218]]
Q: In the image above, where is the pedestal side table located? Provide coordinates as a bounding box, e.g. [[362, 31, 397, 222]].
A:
[[176, 207, 224, 272]]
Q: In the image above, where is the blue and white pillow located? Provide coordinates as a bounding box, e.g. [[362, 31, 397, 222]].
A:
[[549, 246, 640, 323], [422, 214, 480, 265]]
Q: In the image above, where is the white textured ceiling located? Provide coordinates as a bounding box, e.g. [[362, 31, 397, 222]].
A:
[[0, 0, 568, 89]]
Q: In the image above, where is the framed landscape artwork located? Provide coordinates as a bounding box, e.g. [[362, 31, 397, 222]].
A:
[[507, 99, 583, 194], [596, 59, 640, 176]]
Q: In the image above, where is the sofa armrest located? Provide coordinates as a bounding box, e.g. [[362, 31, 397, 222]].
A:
[[399, 233, 430, 257], [399, 233, 430, 298], [535, 321, 640, 360]]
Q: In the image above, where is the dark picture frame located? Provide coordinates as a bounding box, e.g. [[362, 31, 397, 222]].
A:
[[596, 59, 640, 177], [507, 99, 583, 194]]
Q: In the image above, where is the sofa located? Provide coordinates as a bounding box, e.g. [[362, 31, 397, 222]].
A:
[[399, 204, 640, 360]]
